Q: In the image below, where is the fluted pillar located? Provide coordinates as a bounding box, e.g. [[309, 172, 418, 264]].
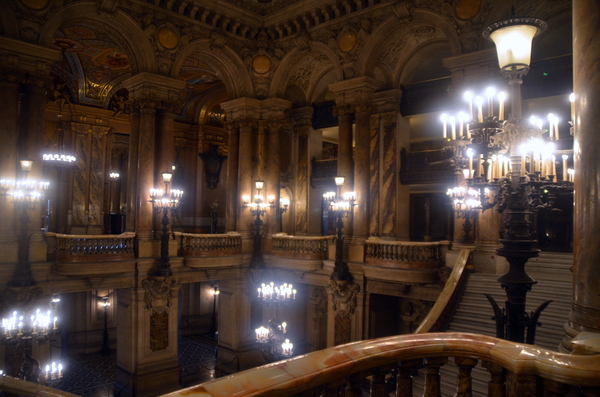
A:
[[563, 0, 600, 350], [225, 121, 240, 232]]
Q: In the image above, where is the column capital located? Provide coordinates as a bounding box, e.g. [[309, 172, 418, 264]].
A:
[[290, 106, 313, 129], [123, 72, 187, 112], [328, 76, 382, 107]]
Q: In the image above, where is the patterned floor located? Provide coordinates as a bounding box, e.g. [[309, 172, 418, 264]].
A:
[[51, 335, 221, 396]]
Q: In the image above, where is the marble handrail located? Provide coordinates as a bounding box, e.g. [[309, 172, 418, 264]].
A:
[[54, 232, 136, 262], [366, 240, 441, 267], [415, 248, 472, 333], [180, 233, 242, 257], [271, 234, 333, 260], [162, 332, 600, 397]]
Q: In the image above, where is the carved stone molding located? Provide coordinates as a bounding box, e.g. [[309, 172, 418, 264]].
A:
[[142, 276, 176, 315], [328, 279, 360, 318]]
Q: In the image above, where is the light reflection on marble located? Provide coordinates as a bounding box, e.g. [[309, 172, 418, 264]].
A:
[[381, 113, 397, 236], [369, 115, 380, 235], [161, 332, 600, 397]]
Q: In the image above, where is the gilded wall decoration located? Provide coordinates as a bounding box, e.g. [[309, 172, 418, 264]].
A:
[[150, 311, 169, 351], [142, 276, 176, 314], [143, 277, 176, 351], [334, 315, 351, 345]]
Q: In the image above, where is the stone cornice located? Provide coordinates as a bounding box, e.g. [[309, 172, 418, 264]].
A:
[[0, 36, 61, 76]]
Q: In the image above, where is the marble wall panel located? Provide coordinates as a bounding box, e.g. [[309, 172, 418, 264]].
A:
[[72, 126, 90, 227], [381, 113, 397, 237], [296, 130, 309, 235], [369, 115, 381, 236], [88, 127, 107, 227]]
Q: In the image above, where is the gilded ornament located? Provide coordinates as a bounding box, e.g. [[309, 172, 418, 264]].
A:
[[157, 27, 179, 50], [252, 55, 271, 74], [338, 30, 357, 52], [19, 0, 48, 10], [454, 0, 481, 20]]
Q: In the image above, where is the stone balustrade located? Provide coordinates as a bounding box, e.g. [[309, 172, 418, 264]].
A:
[[53, 232, 136, 263], [162, 332, 600, 397], [271, 234, 333, 260], [180, 232, 242, 257], [366, 240, 442, 265], [364, 239, 443, 283]]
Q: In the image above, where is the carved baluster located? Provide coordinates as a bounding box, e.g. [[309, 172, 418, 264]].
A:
[[544, 379, 571, 397], [423, 357, 447, 397], [345, 374, 362, 397], [396, 359, 421, 397], [369, 368, 387, 397], [483, 361, 505, 397], [455, 357, 478, 397]]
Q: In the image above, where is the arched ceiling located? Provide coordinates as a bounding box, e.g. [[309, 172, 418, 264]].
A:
[[50, 23, 228, 124], [52, 24, 133, 108], [176, 54, 227, 123]]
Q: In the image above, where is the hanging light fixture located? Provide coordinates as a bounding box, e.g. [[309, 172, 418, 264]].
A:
[[43, 115, 76, 166]]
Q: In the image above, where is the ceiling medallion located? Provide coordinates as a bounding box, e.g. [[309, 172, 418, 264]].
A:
[[252, 55, 271, 74], [20, 0, 48, 10], [338, 31, 357, 53], [454, 0, 481, 21], [157, 27, 179, 50]]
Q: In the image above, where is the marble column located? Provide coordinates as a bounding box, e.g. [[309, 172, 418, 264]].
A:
[[126, 109, 140, 232], [18, 80, 49, 243], [237, 120, 255, 237], [156, 108, 176, 180], [563, 0, 600, 350], [155, 107, 176, 237], [333, 105, 354, 242], [225, 121, 239, 232], [335, 105, 354, 192], [292, 109, 313, 236], [135, 104, 157, 241], [0, 76, 19, 244], [380, 113, 398, 237], [352, 103, 371, 245], [266, 120, 282, 237]]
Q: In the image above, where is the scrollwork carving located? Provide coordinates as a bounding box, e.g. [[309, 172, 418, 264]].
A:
[[328, 279, 360, 318], [142, 276, 176, 315]]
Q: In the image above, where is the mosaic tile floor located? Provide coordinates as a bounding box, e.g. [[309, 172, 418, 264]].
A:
[[51, 335, 221, 396]]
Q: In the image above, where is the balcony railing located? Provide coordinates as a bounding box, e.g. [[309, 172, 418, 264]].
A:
[[365, 240, 443, 283], [271, 234, 332, 260], [180, 233, 242, 257], [53, 232, 136, 263], [163, 332, 600, 397], [366, 240, 441, 267]]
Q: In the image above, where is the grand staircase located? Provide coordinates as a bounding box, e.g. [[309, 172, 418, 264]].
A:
[[415, 251, 574, 396]]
